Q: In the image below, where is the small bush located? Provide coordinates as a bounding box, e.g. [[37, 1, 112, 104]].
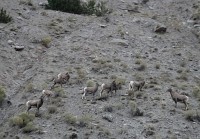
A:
[[184, 110, 200, 122], [115, 77, 126, 85], [77, 115, 92, 127], [143, 124, 155, 137], [64, 113, 77, 125], [0, 8, 12, 23], [24, 83, 34, 93], [22, 122, 37, 133], [86, 80, 95, 87], [48, 106, 57, 114], [47, 0, 109, 16], [41, 36, 52, 47], [129, 101, 137, 116], [193, 86, 200, 100], [10, 113, 34, 128], [0, 86, 6, 105], [19, 0, 33, 6], [137, 62, 147, 71], [53, 87, 64, 97], [103, 105, 113, 112]]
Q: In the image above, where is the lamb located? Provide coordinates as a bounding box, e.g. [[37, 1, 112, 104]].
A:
[[26, 95, 45, 114], [100, 81, 117, 97], [167, 88, 189, 110], [51, 72, 70, 89], [129, 81, 145, 91], [82, 82, 99, 100]]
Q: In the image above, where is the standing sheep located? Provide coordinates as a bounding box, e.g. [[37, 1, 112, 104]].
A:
[[100, 81, 117, 97], [167, 88, 189, 110], [42, 89, 53, 102], [51, 72, 70, 89], [82, 82, 99, 100], [26, 95, 45, 114], [129, 81, 145, 91]]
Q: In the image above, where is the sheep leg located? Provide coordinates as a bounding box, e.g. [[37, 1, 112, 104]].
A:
[[27, 106, 31, 114], [100, 89, 104, 97], [82, 92, 86, 99], [51, 83, 56, 89], [184, 102, 188, 110], [175, 101, 177, 108]]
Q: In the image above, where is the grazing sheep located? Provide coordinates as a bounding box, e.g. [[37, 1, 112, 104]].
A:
[[82, 82, 99, 100], [26, 95, 45, 114], [42, 89, 53, 101], [167, 88, 189, 110], [129, 81, 145, 91], [51, 72, 70, 89], [100, 81, 117, 97]]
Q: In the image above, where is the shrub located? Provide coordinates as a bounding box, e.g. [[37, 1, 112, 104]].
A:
[[0, 86, 6, 105], [77, 115, 92, 127], [64, 113, 77, 125], [47, 0, 109, 16], [129, 101, 137, 116], [22, 122, 37, 133], [19, 0, 33, 6], [86, 80, 95, 87], [10, 113, 34, 128], [41, 36, 52, 47], [24, 83, 34, 93], [0, 8, 12, 23], [103, 105, 113, 112], [184, 110, 200, 122], [193, 86, 200, 100], [48, 106, 57, 114]]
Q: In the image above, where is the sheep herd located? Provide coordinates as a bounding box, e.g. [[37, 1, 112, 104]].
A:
[[26, 72, 190, 115]]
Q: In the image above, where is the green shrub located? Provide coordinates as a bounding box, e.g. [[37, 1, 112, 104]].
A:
[[22, 122, 37, 133], [47, 0, 109, 16], [41, 36, 52, 47], [184, 110, 200, 121], [193, 86, 200, 100], [64, 113, 77, 125], [0, 86, 6, 105], [77, 115, 92, 127], [129, 101, 137, 116], [0, 8, 12, 23], [10, 113, 34, 128], [86, 80, 95, 87]]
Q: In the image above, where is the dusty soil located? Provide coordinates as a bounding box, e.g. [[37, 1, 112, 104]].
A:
[[0, 0, 200, 139]]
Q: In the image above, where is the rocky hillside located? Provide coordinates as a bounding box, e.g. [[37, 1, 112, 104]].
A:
[[0, 0, 200, 139]]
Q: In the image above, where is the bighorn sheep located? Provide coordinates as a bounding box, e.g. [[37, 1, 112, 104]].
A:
[[167, 88, 189, 110], [26, 95, 45, 114], [100, 81, 117, 97], [82, 82, 99, 100], [51, 72, 70, 89], [42, 89, 53, 101], [129, 81, 145, 91]]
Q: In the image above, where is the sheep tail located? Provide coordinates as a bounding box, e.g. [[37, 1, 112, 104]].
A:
[[26, 101, 30, 107]]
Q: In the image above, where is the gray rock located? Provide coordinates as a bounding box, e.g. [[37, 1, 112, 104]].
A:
[[102, 114, 113, 122], [8, 40, 14, 45], [14, 45, 24, 51], [110, 39, 129, 46], [154, 24, 167, 33]]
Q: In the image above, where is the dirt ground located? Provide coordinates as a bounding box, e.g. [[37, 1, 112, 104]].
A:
[[0, 0, 200, 139]]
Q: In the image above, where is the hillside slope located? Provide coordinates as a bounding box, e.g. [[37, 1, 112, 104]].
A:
[[0, 0, 200, 139]]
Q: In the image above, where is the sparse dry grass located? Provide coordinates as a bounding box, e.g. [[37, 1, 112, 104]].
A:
[[0, 86, 6, 105], [24, 83, 34, 93]]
